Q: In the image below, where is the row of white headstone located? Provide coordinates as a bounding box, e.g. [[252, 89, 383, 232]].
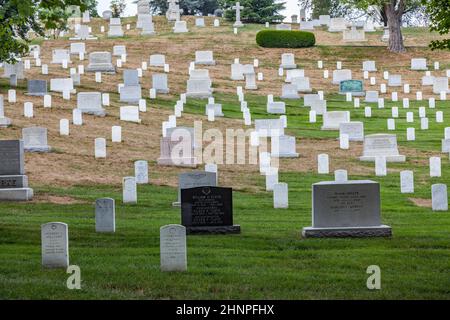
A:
[[41, 220, 188, 272]]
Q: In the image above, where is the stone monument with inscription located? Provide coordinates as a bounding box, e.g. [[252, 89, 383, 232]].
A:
[[22, 127, 52, 153], [360, 134, 405, 162], [86, 52, 115, 73], [0, 140, 34, 201], [173, 171, 217, 206], [160, 224, 187, 272], [95, 198, 115, 232], [41, 222, 69, 268], [157, 127, 197, 168], [181, 186, 240, 234], [339, 80, 364, 96], [302, 180, 392, 238]]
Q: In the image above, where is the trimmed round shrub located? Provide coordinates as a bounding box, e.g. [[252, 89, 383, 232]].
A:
[[256, 30, 316, 48]]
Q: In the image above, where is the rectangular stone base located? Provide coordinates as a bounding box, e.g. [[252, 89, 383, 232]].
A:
[[186, 225, 241, 235], [339, 91, 365, 97], [0, 117, 12, 127], [343, 39, 368, 42], [0, 175, 28, 188], [0, 188, 34, 201], [281, 95, 300, 100], [24, 146, 52, 153], [155, 88, 170, 94], [25, 92, 47, 96], [86, 65, 116, 74], [321, 126, 340, 130], [186, 92, 212, 99], [75, 108, 106, 117], [360, 155, 405, 162], [272, 153, 299, 158], [70, 37, 98, 41], [280, 64, 297, 69], [195, 61, 216, 66], [328, 28, 346, 32], [302, 225, 392, 238]]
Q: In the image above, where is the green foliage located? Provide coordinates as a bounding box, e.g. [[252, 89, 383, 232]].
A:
[[424, 0, 450, 50], [220, 0, 286, 24], [38, 7, 70, 38], [110, 0, 126, 18], [84, 0, 99, 17], [256, 30, 316, 48], [0, 0, 86, 63], [149, 0, 219, 15], [149, 0, 168, 14]]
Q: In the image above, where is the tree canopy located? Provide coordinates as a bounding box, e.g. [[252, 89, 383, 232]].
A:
[[220, 0, 286, 24], [424, 0, 450, 50], [110, 0, 126, 17], [311, 0, 353, 19], [85, 0, 99, 17], [149, 0, 219, 16], [0, 0, 86, 63], [342, 1, 421, 52]]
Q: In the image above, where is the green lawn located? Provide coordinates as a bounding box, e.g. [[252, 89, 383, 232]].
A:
[[1, 20, 449, 299], [1, 93, 450, 299]]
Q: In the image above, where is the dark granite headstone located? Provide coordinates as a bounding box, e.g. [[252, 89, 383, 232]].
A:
[[27, 80, 47, 96], [0, 140, 24, 175], [181, 186, 240, 234], [0, 140, 33, 200]]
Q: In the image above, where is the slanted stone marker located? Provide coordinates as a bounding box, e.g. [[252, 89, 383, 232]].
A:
[[86, 52, 115, 73], [76, 92, 106, 116], [22, 127, 52, 153], [321, 111, 350, 130], [360, 134, 405, 162]]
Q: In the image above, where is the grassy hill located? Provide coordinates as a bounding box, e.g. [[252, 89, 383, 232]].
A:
[[0, 16, 449, 299]]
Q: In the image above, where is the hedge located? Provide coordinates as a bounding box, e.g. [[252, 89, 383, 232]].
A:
[[256, 30, 316, 48]]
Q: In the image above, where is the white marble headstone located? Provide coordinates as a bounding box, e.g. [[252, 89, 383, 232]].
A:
[[160, 224, 187, 272], [41, 222, 69, 268]]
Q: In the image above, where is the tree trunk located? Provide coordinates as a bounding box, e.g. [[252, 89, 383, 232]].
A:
[[385, 1, 405, 53]]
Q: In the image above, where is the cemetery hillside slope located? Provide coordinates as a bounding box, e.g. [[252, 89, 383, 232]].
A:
[[0, 16, 449, 300]]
